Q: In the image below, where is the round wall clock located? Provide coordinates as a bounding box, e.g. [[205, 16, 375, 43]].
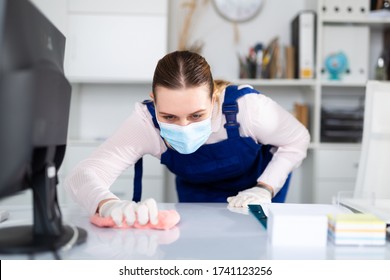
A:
[[212, 0, 265, 23]]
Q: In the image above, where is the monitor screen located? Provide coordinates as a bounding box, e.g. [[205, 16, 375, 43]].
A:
[[0, 0, 86, 255]]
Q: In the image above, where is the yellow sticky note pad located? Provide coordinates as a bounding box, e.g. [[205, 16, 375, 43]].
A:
[[328, 213, 386, 246]]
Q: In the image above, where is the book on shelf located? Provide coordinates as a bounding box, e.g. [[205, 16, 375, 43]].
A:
[[284, 45, 295, 79], [262, 37, 283, 79], [294, 103, 309, 128], [269, 40, 281, 79]]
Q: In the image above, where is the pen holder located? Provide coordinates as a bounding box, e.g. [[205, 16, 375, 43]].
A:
[[239, 59, 256, 79]]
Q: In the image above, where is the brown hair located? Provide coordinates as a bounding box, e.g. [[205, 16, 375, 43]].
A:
[[152, 50, 232, 108], [152, 51, 215, 101]]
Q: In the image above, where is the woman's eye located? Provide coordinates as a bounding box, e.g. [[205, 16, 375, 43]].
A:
[[163, 115, 176, 121], [191, 114, 202, 120]]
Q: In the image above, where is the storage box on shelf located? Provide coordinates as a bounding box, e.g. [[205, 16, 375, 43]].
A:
[[320, 106, 364, 143], [320, 0, 370, 21]]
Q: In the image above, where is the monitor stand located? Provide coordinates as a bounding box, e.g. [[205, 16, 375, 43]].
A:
[[0, 162, 87, 254]]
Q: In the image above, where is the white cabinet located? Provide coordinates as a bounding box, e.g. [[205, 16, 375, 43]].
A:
[[316, 0, 370, 145], [316, 148, 360, 179], [314, 147, 360, 203], [64, 0, 168, 82]]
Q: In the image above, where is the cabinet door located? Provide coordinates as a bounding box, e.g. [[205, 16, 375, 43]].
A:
[[315, 148, 361, 203], [65, 2, 167, 81], [316, 149, 360, 179]]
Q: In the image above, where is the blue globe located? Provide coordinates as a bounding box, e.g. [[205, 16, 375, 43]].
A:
[[325, 52, 348, 80]]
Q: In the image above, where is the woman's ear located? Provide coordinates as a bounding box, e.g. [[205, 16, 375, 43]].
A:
[[149, 92, 155, 102], [211, 91, 217, 105]]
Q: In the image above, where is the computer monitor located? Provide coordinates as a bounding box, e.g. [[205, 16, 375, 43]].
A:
[[0, 0, 86, 254]]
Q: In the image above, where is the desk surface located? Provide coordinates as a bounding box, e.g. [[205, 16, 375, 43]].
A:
[[0, 203, 389, 260]]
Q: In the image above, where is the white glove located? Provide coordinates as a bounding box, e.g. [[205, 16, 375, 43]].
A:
[[227, 186, 272, 208], [99, 198, 158, 226]]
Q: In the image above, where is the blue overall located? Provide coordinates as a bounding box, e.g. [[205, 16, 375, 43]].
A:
[[132, 85, 290, 203]]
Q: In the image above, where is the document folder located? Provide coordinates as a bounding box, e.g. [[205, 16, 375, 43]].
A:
[[291, 11, 316, 79]]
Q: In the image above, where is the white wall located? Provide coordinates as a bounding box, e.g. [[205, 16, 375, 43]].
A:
[[168, 0, 316, 79]]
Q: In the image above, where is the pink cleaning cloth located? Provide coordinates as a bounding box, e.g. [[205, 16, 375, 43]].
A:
[[90, 209, 180, 230]]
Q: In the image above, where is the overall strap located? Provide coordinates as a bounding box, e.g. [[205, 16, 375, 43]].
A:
[[132, 157, 143, 202], [132, 100, 158, 202], [143, 100, 160, 129], [223, 85, 261, 138]]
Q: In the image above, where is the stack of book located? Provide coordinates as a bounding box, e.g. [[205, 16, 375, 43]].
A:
[[328, 213, 387, 246]]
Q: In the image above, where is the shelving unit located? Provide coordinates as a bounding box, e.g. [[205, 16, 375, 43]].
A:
[[232, 78, 316, 87], [322, 17, 390, 25], [310, 0, 390, 203]]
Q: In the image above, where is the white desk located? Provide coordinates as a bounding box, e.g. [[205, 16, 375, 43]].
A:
[[0, 203, 389, 260]]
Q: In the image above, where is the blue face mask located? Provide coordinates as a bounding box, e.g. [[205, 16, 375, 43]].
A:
[[158, 117, 212, 154]]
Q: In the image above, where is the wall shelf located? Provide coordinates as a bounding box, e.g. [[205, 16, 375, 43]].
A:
[[320, 80, 367, 87], [232, 78, 316, 87], [322, 17, 390, 26], [67, 77, 152, 84], [316, 143, 362, 150]]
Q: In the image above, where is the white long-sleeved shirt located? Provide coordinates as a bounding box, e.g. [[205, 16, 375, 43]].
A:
[[64, 85, 310, 214]]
